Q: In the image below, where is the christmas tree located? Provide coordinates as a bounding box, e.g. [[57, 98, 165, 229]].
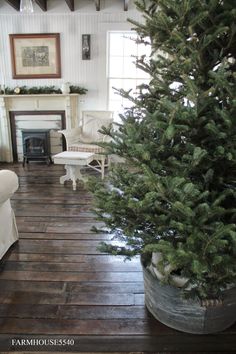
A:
[[90, 0, 236, 300]]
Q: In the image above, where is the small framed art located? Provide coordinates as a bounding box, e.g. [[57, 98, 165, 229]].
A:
[[9, 33, 61, 79]]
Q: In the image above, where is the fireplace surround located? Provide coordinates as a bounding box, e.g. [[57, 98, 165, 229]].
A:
[[0, 94, 79, 162], [9, 110, 66, 162]]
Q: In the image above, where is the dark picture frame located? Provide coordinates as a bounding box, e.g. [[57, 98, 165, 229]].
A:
[[9, 33, 61, 79]]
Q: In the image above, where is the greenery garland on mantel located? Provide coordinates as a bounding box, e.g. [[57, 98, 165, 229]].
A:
[[0, 85, 87, 95]]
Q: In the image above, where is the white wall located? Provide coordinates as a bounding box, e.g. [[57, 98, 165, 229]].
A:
[[0, 0, 143, 111]]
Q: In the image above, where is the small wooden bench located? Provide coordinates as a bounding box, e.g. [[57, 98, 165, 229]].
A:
[[53, 151, 95, 190]]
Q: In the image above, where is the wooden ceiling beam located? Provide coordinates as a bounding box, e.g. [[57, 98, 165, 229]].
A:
[[65, 0, 74, 11], [124, 0, 129, 11], [4, 0, 129, 13], [94, 0, 100, 11], [5, 0, 20, 11], [35, 0, 47, 12]]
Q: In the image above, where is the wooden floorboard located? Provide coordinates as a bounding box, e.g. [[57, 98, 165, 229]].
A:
[[0, 163, 235, 353]]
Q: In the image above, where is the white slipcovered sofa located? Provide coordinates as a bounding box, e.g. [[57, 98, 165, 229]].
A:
[[0, 170, 19, 259]]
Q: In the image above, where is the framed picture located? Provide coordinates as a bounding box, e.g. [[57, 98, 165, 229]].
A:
[[9, 33, 61, 79]]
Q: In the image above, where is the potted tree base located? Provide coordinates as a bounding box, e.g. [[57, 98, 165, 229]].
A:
[[142, 259, 236, 334]]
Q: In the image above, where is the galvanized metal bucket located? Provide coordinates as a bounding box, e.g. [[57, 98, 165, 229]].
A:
[[142, 262, 236, 334]]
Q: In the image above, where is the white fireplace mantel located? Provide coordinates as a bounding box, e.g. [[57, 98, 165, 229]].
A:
[[0, 94, 79, 162]]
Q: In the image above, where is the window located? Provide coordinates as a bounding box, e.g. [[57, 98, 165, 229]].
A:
[[107, 31, 150, 118]]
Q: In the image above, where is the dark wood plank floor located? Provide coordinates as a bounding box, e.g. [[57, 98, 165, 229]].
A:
[[0, 163, 235, 353]]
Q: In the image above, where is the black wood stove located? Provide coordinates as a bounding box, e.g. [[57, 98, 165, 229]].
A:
[[22, 129, 52, 166]]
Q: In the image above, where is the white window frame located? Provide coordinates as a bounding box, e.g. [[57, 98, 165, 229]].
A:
[[107, 30, 150, 116]]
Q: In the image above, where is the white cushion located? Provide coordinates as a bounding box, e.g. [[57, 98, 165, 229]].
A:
[[81, 116, 112, 143], [69, 143, 104, 154]]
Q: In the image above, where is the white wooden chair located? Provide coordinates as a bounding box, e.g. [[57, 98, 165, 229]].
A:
[[58, 111, 113, 179]]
